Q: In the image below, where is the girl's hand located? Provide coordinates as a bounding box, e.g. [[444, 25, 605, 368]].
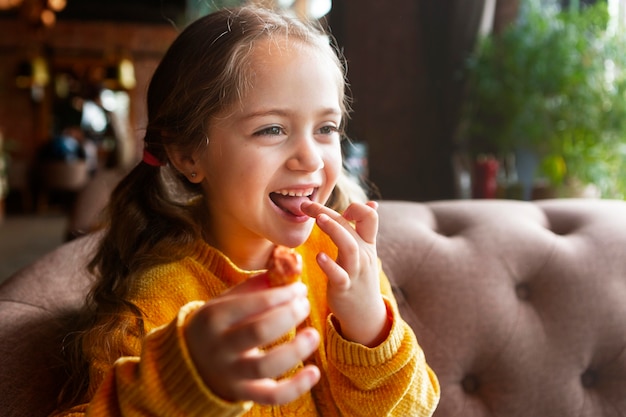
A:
[[300, 200, 390, 347], [184, 275, 321, 405]]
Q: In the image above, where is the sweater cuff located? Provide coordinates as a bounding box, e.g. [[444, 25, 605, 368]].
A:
[[326, 297, 404, 367], [145, 300, 253, 417]]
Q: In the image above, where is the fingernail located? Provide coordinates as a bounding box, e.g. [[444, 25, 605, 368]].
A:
[[304, 328, 320, 347], [317, 213, 329, 223], [293, 282, 308, 296], [296, 297, 310, 316]]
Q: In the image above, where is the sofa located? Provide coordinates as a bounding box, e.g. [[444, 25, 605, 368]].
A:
[[1, 198, 626, 416]]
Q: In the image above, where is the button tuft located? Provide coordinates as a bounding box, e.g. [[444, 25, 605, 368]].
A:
[[515, 283, 531, 300], [581, 369, 597, 388], [461, 374, 480, 394]]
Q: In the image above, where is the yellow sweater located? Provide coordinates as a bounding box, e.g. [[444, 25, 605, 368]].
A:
[[53, 225, 439, 416]]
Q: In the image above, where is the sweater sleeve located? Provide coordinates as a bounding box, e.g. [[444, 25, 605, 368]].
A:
[[58, 301, 253, 417], [324, 267, 440, 417]]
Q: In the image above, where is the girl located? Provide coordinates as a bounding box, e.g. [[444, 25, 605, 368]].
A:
[[53, 6, 439, 416]]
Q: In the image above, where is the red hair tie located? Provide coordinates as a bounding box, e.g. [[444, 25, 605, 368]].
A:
[[143, 149, 165, 167]]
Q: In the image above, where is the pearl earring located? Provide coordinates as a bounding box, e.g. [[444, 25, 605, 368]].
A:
[[191, 172, 197, 179]]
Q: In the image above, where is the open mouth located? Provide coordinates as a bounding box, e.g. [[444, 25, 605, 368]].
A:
[[270, 188, 316, 216]]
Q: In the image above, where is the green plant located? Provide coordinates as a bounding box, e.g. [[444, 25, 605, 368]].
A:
[[461, 0, 626, 198]]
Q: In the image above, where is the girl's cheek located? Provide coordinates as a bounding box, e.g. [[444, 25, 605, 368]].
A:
[[330, 148, 343, 176]]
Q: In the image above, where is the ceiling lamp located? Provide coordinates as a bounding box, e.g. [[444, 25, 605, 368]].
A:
[[40, 7, 55, 26], [2, 0, 67, 27], [47, 0, 65, 12], [15, 55, 50, 102], [104, 57, 137, 91], [15, 56, 50, 89], [0, 0, 23, 10]]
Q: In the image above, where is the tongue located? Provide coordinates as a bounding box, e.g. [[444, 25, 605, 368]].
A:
[[271, 194, 308, 216]]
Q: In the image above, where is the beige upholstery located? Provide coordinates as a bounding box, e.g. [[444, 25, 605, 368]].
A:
[[66, 169, 126, 239], [39, 161, 89, 191], [2, 199, 626, 416], [36, 161, 90, 213]]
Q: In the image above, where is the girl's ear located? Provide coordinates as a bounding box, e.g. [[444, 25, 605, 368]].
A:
[[164, 146, 205, 183]]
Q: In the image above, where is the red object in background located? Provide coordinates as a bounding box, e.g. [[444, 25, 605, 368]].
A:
[[473, 155, 499, 199]]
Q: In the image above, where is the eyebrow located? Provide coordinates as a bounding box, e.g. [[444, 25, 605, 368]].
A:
[[240, 107, 342, 120]]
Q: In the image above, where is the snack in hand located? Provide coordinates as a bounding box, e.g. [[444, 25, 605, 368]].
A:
[[266, 246, 302, 287]]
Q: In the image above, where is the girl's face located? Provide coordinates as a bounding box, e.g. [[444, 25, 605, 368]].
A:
[[196, 39, 343, 269]]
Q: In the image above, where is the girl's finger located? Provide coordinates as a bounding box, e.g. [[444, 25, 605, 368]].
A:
[[222, 295, 311, 352], [198, 282, 308, 335], [235, 364, 321, 405], [316, 251, 350, 291], [301, 200, 378, 244], [301, 200, 363, 275], [366, 200, 379, 210], [300, 200, 352, 229], [315, 212, 359, 263], [340, 202, 379, 244], [224, 272, 273, 295], [232, 327, 320, 379]]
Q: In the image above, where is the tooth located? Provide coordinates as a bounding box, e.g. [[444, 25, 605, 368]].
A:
[[274, 188, 314, 197]]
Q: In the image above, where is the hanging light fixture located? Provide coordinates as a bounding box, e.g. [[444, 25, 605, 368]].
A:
[[39, 7, 55, 26], [47, 0, 65, 12], [104, 57, 137, 91], [15, 56, 50, 89], [15, 61, 34, 89], [0, 0, 23, 10], [37, 0, 66, 27], [15, 55, 50, 102], [7, 0, 67, 27]]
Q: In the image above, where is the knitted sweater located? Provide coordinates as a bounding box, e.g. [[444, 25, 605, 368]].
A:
[[52, 225, 439, 416]]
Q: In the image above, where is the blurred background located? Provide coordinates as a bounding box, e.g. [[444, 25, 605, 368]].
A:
[[1, 0, 625, 279]]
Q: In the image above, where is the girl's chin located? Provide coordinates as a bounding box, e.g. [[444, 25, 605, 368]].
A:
[[275, 220, 316, 248]]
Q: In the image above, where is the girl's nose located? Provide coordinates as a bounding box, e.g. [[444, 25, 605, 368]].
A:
[[286, 135, 324, 172]]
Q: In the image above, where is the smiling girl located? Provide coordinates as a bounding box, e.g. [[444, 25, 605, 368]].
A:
[[52, 6, 439, 416]]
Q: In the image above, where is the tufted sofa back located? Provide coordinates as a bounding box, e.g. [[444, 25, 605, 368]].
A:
[[377, 199, 626, 417], [1, 199, 626, 416]]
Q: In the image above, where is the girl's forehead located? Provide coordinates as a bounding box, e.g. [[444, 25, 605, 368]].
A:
[[247, 37, 342, 86], [213, 35, 344, 119], [249, 36, 322, 63], [216, 41, 342, 121]]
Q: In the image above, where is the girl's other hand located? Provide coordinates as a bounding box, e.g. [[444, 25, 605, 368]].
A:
[[300, 200, 390, 348], [184, 275, 321, 405]]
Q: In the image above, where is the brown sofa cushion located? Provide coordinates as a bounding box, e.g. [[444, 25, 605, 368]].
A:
[[378, 199, 626, 417], [2, 199, 626, 416], [0, 234, 97, 416]]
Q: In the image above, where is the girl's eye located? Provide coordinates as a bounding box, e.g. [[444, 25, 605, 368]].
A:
[[318, 125, 339, 135], [254, 126, 284, 136]]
